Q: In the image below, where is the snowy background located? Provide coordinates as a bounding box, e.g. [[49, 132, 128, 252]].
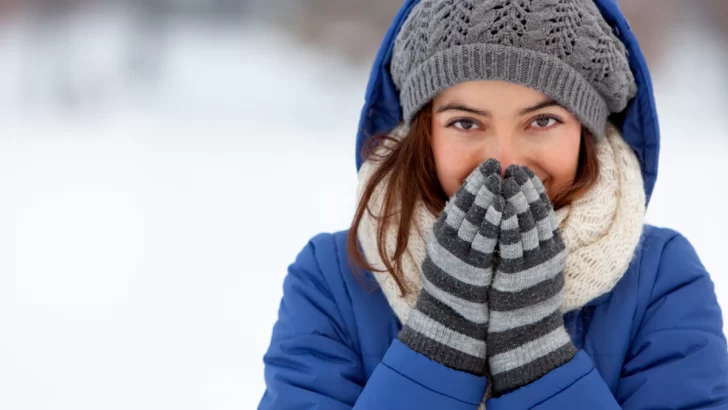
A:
[[0, 2, 727, 409]]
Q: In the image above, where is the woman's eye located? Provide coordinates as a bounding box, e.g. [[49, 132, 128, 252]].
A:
[[452, 119, 480, 131], [531, 116, 559, 129]]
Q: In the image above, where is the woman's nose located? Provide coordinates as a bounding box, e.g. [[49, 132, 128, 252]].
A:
[[490, 138, 520, 177]]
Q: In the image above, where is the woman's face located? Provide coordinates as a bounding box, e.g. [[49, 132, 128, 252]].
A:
[[431, 81, 582, 201]]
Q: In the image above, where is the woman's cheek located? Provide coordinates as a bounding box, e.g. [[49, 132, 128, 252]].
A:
[[434, 151, 472, 197], [440, 162, 467, 197]]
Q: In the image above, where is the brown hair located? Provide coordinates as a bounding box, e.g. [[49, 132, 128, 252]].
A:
[[347, 103, 600, 296]]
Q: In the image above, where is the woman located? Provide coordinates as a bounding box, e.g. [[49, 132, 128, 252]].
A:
[[259, 0, 728, 408]]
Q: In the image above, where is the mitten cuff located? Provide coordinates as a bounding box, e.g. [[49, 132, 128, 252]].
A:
[[399, 310, 487, 376], [490, 338, 577, 395]]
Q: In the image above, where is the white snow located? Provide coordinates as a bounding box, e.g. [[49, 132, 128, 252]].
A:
[[0, 10, 725, 410]]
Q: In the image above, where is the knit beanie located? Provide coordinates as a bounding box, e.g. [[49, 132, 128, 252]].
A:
[[391, 0, 638, 138]]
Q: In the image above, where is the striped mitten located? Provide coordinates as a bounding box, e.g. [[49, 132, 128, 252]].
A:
[[487, 165, 577, 395], [399, 158, 503, 376]]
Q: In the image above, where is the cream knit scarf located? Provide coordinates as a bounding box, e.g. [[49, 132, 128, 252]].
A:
[[356, 122, 646, 328]]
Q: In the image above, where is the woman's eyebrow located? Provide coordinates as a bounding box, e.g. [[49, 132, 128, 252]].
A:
[[436, 103, 491, 117], [519, 99, 561, 115]]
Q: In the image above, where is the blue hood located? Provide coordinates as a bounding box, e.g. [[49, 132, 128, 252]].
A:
[[355, 0, 660, 203]]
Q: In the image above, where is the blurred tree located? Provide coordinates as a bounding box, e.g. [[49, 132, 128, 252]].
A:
[[620, 0, 728, 69], [19, 0, 90, 109], [276, 0, 402, 64], [619, 0, 680, 68], [705, 0, 728, 40]]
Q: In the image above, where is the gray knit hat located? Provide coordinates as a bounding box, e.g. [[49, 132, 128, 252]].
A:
[[391, 0, 638, 138]]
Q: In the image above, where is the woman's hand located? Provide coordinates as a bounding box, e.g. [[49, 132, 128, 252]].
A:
[[487, 165, 577, 395], [398, 158, 503, 376]]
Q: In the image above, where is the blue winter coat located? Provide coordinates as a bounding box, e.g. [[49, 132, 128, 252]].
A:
[[259, 0, 728, 408]]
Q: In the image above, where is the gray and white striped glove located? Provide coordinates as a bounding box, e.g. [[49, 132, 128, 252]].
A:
[[487, 165, 577, 395], [398, 158, 503, 376]]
